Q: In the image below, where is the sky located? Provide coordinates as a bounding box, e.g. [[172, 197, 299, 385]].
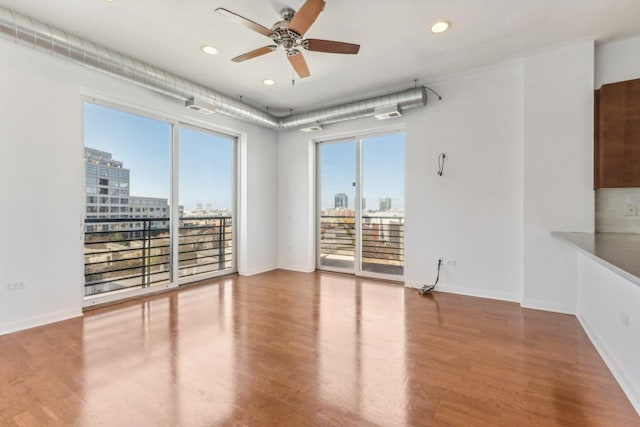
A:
[[85, 102, 403, 214], [84, 102, 233, 211], [320, 133, 405, 211]]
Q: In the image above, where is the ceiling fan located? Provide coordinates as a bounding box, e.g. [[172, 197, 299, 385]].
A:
[[215, 0, 360, 78]]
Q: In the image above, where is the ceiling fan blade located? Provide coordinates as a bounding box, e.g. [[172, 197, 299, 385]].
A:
[[305, 39, 360, 54], [215, 8, 273, 38], [287, 50, 310, 78], [288, 0, 325, 35], [232, 46, 277, 63]]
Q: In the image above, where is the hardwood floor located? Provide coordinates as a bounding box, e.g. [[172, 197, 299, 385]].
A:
[[0, 270, 637, 426]]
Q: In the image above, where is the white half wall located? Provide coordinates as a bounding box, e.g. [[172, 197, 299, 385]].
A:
[[577, 254, 640, 414], [0, 40, 278, 335], [522, 41, 595, 314]]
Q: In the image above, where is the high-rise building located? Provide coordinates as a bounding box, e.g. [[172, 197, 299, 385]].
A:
[[379, 197, 392, 211], [85, 147, 168, 231], [335, 193, 348, 209], [85, 147, 130, 230], [129, 196, 169, 229]]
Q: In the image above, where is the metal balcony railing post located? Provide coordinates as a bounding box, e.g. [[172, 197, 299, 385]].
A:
[[141, 220, 147, 287], [218, 217, 225, 270]]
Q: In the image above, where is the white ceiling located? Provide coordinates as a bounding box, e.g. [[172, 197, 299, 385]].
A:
[[3, 0, 640, 115]]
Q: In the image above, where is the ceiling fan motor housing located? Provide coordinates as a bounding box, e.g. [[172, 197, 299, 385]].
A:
[[270, 10, 304, 52]]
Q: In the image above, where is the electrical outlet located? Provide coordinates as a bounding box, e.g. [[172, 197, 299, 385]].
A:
[[624, 204, 637, 217], [446, 260, 457, 266], [620, 312, 629, 327], [7, 281, 26, 291]]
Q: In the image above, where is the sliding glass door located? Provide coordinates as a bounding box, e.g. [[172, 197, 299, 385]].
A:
[[83, 102, 172, 298], [361, 133, 405, 276], [83, 100, 236, 304], [317, 139, 357, 272], [178, 126, 235, 282], [317, 131, 405, 279]]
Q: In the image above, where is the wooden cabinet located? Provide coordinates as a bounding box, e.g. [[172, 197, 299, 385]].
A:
[[594, 78, 640, 189]]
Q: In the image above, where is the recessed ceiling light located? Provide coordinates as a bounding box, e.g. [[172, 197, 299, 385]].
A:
[[200, 45, 219, 55], [104, 0, 118, 3], [263, 79, 276, 86], [430, 20, 451, 34]]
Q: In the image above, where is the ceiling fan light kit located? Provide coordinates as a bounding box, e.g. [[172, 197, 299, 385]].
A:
[[216, 0, 360, 79]]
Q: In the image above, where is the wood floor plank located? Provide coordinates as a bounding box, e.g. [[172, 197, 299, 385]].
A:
[[0, 270, 637, 426]]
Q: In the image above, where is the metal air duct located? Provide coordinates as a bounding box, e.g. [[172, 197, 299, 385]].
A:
[[280, 87, 425, 131], [0, 5, 427, 131], [0, 5, 279, 129]]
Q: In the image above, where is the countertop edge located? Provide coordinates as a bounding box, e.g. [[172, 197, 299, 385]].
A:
[[551, 232, 640, 288]]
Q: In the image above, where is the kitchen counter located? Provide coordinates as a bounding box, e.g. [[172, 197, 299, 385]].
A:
[[552, 232, 640, 287]]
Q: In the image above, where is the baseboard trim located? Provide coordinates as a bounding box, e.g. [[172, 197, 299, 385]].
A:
[[277, 264, 316, 273], [578, 314, 640, 415], [238, 265, 278, 277], [0, 308, 82, 336], [521, 298, 575, 315], [405, 281, 519, 303]]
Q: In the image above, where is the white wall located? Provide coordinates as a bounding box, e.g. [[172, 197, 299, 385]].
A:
[[279, 61, 525, 302], [577, 254, 640, 413], [279, 41, 597, 311], [0, 40, 279, 334], [521, 41, 595, 314], [404, 63, 524, 301], [0, 42, 84, 333], [596, 34, 640, 87], [277, 135, 316, 272]]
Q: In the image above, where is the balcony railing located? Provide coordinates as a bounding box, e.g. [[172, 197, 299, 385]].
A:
[[178, 216, 233, 278], [320, 214, 404, 275], [84, 216, 232, 297]]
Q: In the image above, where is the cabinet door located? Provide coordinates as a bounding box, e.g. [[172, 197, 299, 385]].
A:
[[596, 79, 640, 188]]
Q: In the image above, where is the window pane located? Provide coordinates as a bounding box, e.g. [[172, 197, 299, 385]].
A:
[[361, 133, 405, 276], [318, 140, 356, 271], [178, 127, 234, 279], [83, 102, 171, 298]]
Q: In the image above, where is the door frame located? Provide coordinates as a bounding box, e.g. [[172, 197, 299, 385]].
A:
[[82, 97, 239, 308], [315, 128, 406, 282]]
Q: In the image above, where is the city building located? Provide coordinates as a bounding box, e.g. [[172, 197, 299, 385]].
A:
[[129, 196, 169, 229], [84, 147, 130, 231], [85, 147, 168, 231], [378, 197, 391, 211], [334, 193, 348, 209]]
